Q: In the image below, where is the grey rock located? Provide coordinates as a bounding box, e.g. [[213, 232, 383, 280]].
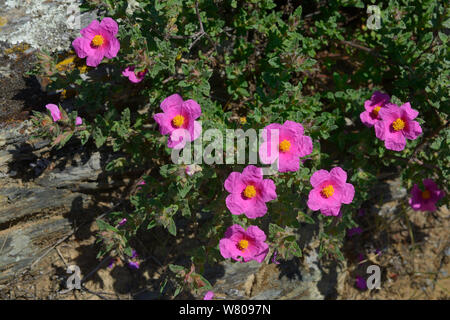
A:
[[35, 152, 102, 188], [0, 185, 88, 225], [0, 0, 99, 52], [250, 289, 282, 300], [0, 217, 72, 280]]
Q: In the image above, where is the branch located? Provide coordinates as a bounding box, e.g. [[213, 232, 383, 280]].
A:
[[189, 1, 216, 51]]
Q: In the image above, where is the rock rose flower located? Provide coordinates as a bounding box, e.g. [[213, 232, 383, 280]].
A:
[[360, 91, 391, 127], [153, 94, 202, 149], [374, 102, 422, 151], [307, 167, 355, 216], [259, 120, 313, 172], [72, 18, 120, 67], [219, 224, 269, 263], [224, 165, 277, 219], [409, 179, 445, 212]]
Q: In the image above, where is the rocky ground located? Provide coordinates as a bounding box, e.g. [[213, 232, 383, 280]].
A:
[[0, 1, 448, 300]]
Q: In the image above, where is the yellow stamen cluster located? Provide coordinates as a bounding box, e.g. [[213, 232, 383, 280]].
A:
[[243, 185, 257, 199], [321, 185, 335, 198], [372, 105, 381, 116], [392, 118, 405, 131], [237, 239, 249, 251], [172, 115, 185, 128], [422, 190, 431, 200], [279, 139, 291, 152], [91, 35, 105, 47]]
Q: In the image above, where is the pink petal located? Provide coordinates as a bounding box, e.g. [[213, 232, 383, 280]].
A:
[[244, 198, 268, 219], [242, 165, 263, 183], [80, 20, 101, 39], [225, 193, 246, 215], [374, 120, 386, 141], [100, 17, 119, 36], [310, 169, 330, 188], [400, 102, 419, 120], [72, 37, 88, 58], [252, 242, 269, 263], [86, 50, 104, 67], [190, 120, 202, 141], [258, 141, 278, 164], [330, 167, 347, 184], [183, 99, 202, 120], [403, 120, 422, 140], [298, 135, 313, 157], [283, 120, 304, 136], [385, 133, 406, 151], [168, 128, 190, 149], [203, 291, 214, 300], [224, 172, 244, 193], [161, 94, 184, 113], [278, 152, 299, 172], [105, 36, 120, 59], [341, 183, 355, 204], [307, 189, 323, 211], [45, 104, 61, 122], [219, 238, 235, 259], [245, 226, 267, 242], [153, 113, 173, 135], [260, 179, 277, 202], [360, 110, 376, 127]]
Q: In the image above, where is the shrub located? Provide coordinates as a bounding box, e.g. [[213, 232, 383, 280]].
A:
[[31, 0, 448, 298]]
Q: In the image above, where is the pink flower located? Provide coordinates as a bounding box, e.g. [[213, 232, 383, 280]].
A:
[[374, 102, 422, 151], [355, 275, 367, 290], [75, 117, 83, 125], [185, 164, 201, 176], [153, 94, 202, 149], [224, 165, 277, 219], [271, 250, 280, 265], [409, 179, 445, 212], [219, 224, 269, 263], [360, 91, 390, 127], [259, 120, 313, 172], [307, 167, 355, 216], [128, 261, 140, 269], [122, 66, 147, 83], [46, 104, 61, 122], [118, 218, 127, 226], [203, 291, 214, 300], [72, 18, 120, 67], [107, 258, 116, 269]]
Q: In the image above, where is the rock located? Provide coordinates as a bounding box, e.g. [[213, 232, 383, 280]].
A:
[[35, 152, 102, 188], [203, 236, 341, 300], [0, 120, 99, 281], [0, 216, 72, 281], [0, 0, 98, 52]]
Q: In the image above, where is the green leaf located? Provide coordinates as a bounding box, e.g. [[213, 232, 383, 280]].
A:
[[96, 219, 118, 232], [93, 127, 107, 148], [168, 217, 177, 236], [298, 211, 315, 224], [169, 264, 184, 273]]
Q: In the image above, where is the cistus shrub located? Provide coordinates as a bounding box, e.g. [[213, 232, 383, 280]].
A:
[[30, 0, 448, 298]]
